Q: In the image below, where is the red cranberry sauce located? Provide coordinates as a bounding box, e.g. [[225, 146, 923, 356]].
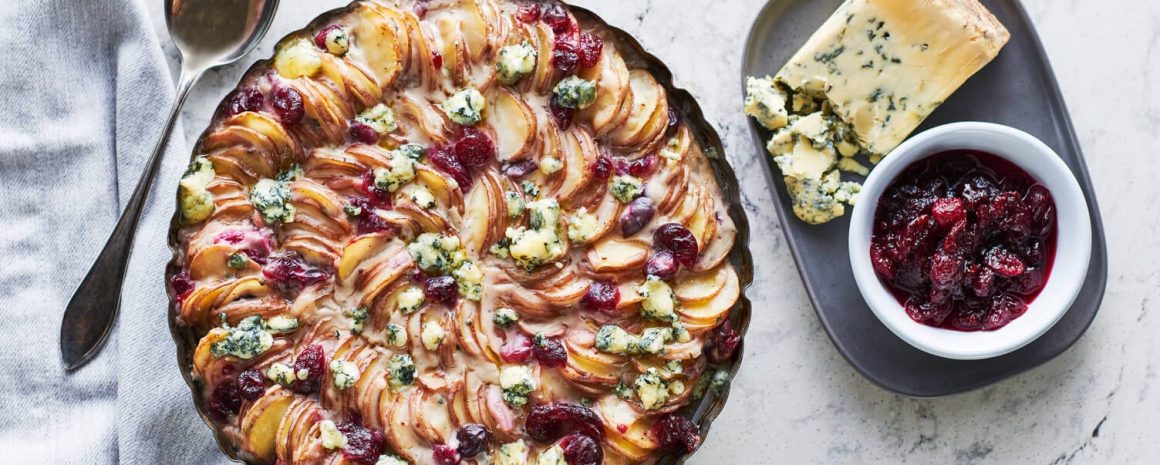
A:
[[870, 150, 1057, 331]]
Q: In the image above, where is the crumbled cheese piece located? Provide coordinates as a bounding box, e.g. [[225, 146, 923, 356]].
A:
[[526, 198, 560, 231], [493, 307, 519, 328], [178, 156, 215, 223], [356, 103, 398, 134], [504, 191, 526, 218], [265, 315, 299, 333], [375, 454, 410, 465], [385, 323, 408, 348], [496, 43, 537, 85], [320, 27, 349, 55], [499, 365, 536, 407], [495, 440, 529, 465], [329, 360, 360, 390], [658, 137, 683, 162], [566, 207, 599, 243], [343, 307, 368, 333], [609, 175, 643, 203], [396, 286, 425, 314], [504, 227, 564, 271], [521, 180, 540, 197], [441, 88, 486, 126], [420, 321, 445, 351], [635, 327, 672, 355], [668, 379, 686, 396], [638, 276, 677, 322], [406, 233, 466, 274], [319, 420, 347, 449], [634, 368, 669, 410], [397, 143, 425, 160], [373, 151, 416, 192], [539, 156, 563, 175], [410, 185, 437, 209], [210, 316, 274, 360], [552, 76, 597, 110], [594, 325, 633, 354], [536, 445, 568, 465], [452, 261, 484, 301], [743, 76, 789, 130], [387, 354, 416, 388], [250, 178, 295, 224], [266, 362, 296, 386], [274, 39, 322, 78]]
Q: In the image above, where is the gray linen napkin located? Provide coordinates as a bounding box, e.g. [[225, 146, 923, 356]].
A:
[[0, 0, 227, 463]]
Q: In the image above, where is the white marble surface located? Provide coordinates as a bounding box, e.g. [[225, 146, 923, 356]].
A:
[[148, 0, 1160, 463]]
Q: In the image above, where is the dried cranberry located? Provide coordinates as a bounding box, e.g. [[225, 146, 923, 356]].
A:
[[969, 263, 996, 297], [454, 127, 496, 167], [207, 378, 241, 421], [541, 4, 575, 35], [290, 344, 326, 394], [314, 25, 341, 50], [433, 444, 459, 465], [577, 32, 603, 69], [349, 122, 380, 144], [456, 424, 491, 457], [613, 154, 657, 177], [949, 304, 986, 331], [560, 432, 603, 465], [981, 293, 1026, 331], [432, 50, 443, 69], [552, 37, 580, 74], [358, 171, 393, 209], [500, 333, 533, 363], [581, 280, 620, 313], [645, 249, 678, 280], [226, 87, 264, 115], [650, 414, 701, 455], [263, 253, 332, 290], [237, 369, 266, 401], [501, 158, 539, 178], [533, 336, 567, 368], [904, 297, 953, 326], [984, 247, 1025, 277], [516, 3, 541, 22], [654, 223, 698, 267], [620, 196, 655, 236], [705, 320, 741, 363], [171, 271, 194, 303], [271, 86, 304, 125], [424, 276, 459, 305], [590, 153, 612, 181], [337, 421, 385, 465], [348, 196, 392, 234], [928, 250, 964, 290], [549, 93, 576, 128], [525, 402, 604, 442], [930, 197, 966, 228], [428, 145, 473, 189]]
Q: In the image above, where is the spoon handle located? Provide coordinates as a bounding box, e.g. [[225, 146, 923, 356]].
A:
[[60, 67, 202, 371]]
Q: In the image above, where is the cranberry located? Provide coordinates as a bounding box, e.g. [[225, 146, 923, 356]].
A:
[[226, 87, 264, 115], [969, 263, 996, 297], [424, 276, 459, 305], [869, 243, 895, 281], [237, 369, 266, 401], [541, 4, 575, 35], [984, 247, 1025, 277], [433, 444, 459, 465], [516, 3, 541, 22], [501, 158, 538, 178], [705, 320, 741, 363], [650, 414, 701, 454], [428, 145, 473, 189], [949, 303, 986, 331], [349, 122, 380, 144], [455, 424, 491, 457], [314, 25, 341, 50], [359, 171, 393, 209], [582, 280, 620, 313], [619, 196, 656, 236], [500, 333, 533, 363], [613, 154, 657, 177], [214, 230, 246, 244], [454, 127, 496, 167], [576, 32, 603, 69], [171, 271, 194, 303], [590, 153, 612, 181], [271, 86, 305, 125], [928, 250, 964, 290], [337, 420, 385, 465], [1024, 185, 1055, 233], [348, 196, 391, 234], [533, 335, 567, 367], [645, 249, 678, 280], [432, 51, 443, 69], [904, 297, 953, 326], [930, 197, 966, 228], [982, 293, 1026, 331], [654, 223, 699, 267], [560, 432, 603, 465], [290, 344, 326, 394], [552, 37, 580, 74], [263, 253, 332, 290], [548, 93, 576, 128], [525, 402, 604, 442], [207, 378, 241, 421]]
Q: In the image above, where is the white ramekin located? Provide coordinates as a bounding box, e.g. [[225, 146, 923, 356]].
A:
[[848, 122, 1092, 360]]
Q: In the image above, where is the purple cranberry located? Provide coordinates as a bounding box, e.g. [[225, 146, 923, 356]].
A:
[[982, 293, 1026, 331], [349, 122, 380, 144], [516, 3, 541, 22], [904, 297, 953, 326], [337, 420, 385, 465], [237, 369, 266, 401], [984, 247, 1025, 277], [590, 153, 612, 181], [650, 414, 701, 454], [271, 86, 304, 125], [207, 378, 241, 422], [171, 271, 194, 303], [654, 223, 699, 267], [428, 145, 473, 189], [705, 320, 741, 363], [533, 335, 568, 368], [525, 402, 604, 442], [560, 432, 603, 465], [226, 87, 264, 115], [424, 276, 459, 305], [541, 4, 575, 35], [314, 25, 341, 50], [613, 154, 657, 177], [432, 444, 459, 465], [552, 38, 580, 74], [645, 249, 678, 280], [500, 333, 533, 364], [456, 424, 491, 457], [577, 32, 603, 69], [359, 171, 393, 209], [454, 127, 496, 167], [581, 280, 619, 313], [348, 196, 392, 234], [930, 197, 966, 228], [549, 94, 576, 128], [290, 344, 326, 394], [501, 158, 538, 178], [619, 197, 656, 236], [263, 253, 332, 290]]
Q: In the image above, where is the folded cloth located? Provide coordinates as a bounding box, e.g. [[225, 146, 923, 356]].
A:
[[0, 0, 228, 463]]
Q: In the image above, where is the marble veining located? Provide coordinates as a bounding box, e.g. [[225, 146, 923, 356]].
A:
[[148, 0, 1160, 463]]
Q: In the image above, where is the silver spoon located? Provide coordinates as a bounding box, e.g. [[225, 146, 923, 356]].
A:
[[60, 0, 280, 371]]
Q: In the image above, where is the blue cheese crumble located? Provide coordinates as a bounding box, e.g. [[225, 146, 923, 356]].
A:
[[493, 307, 519, 327], [266, 362, 296, 386], [250, 178, 295, 224], [638, 277, 677, 322], [385, 323, 408, 348], [329, 359, 360, 389], [373, 151, 417, 192], [566, 207, 599, 243], [406, 233, 466, 274], [609, 175, 643, 203], [499, 365, 536, 407], [179, 156, 215, 223], [441, 88, 486, 126], [396, 286, 426, 314], [743, 76, 789, 130], [319, 420, 347, 449], [552, 76, 597, 110], [504, 191, 526, 218], [536, 445, 568, 465], [495, 440, 529, 465], [452, 261, 484, 301], [343, 307, 369, 333], [496, 43, 537, 85], [355, 103, 397, 134], [634, 368, 669, 410], [539, 156, 563, 175], [210, 316, 274, 360], [410, 185, 437, 209], [420, 321, 445, 351], [388, 354, 416, 389], [375, 454, 409, 465]]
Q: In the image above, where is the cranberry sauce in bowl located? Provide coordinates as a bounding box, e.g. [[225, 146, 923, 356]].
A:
[[870, 151, 1057, 331]]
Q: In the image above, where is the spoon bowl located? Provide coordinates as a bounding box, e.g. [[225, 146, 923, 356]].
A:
[[59, 0, 279, 371]]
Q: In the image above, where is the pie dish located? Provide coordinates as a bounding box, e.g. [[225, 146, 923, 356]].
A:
[[165, 1, 752, 464]]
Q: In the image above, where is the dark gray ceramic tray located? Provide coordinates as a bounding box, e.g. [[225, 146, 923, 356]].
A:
[[742, 0, 1108, 397]]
